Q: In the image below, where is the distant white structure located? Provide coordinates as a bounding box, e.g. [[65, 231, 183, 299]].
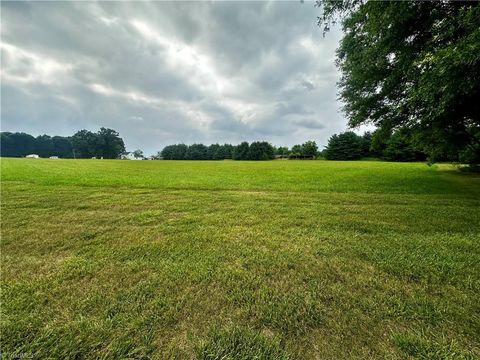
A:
[[121, 152, 144, 160], [26, 154, 39, 158], [49, 156, 59, 159]]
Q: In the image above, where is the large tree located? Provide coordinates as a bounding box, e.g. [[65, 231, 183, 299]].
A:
[[186, 144, 209, 160], [96, 127, 126, 159], [301, 141, 319, 157], [233, 142, 250, 160], [52, 136, 74, 158], [383, 131, 425, 162], [71, 128, 125, 159], [247, 141, 274, 160], [172, 144, 188, 160], [161, 144, 188, 160], [208, 143, 222, 160], [71, 130, 98, 158], [317, 1, 480, 163], [324, 131, 364, 160], [35, 135, 54, 158]]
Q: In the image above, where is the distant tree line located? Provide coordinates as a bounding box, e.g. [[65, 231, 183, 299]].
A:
[[0, 128, 442, 163], [160, 141, 275, 160], [276, 141, 319, 158], [159, 141, 321, 161], [0, 132, 73, 158], [159, 135, 427, 162], [324, 130, 427, 162], [0, 128, 125, 159]]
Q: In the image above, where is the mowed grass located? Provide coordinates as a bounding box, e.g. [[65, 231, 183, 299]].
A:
[[1, 158, 479, 359]]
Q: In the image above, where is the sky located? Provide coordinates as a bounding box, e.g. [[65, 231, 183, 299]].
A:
[[1, 1, 350, 155]]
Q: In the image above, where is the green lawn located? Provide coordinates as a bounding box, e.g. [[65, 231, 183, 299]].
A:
[[1, 158, 479, 359]]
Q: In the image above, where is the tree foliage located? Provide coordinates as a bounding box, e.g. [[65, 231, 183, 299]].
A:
[[383, 132, 424, 162], [317, 1, 480, 163], [290, 145, 303, 155], [301, 141, 319, 157], [287, 141, 319, 158], [274, 146, 290, 156], [95, 128, 126, 159], [324, 132, 364, 160], [132, 149, 144, 159], [71, 128, 125, 159], [0, 132, 37, 157], [324, 130, 426, 161], [160, 142, 274, 161], [247, 141, 274, 160], [232, 142, 250, 160], [161, 143, 235, 160], [0, 128, 125, 158], [52, 136, 74, 158], [186, 144, 209, 160], [1, 132, 73, 158], [71, 130, 97, 158]]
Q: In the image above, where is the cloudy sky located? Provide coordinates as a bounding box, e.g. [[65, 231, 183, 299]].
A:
[[1, 1, 349, 155]]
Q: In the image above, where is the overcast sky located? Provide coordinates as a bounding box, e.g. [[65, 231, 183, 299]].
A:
[[1, 1, 350, 155]]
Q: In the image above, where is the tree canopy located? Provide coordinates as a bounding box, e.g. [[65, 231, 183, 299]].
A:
[[1, 128, 125, 159], [96, 128, 126, 159], [324, 132, 364, 160], [232, 142, 250, 160], [161, 142, 273, 161], [1, 132, 73, 158], [317, 1, 480, 163], [0, 132, 37, 157], [247, 141, 274, 160], [324, 130, 426, 161], [71, 128, 125, 159]]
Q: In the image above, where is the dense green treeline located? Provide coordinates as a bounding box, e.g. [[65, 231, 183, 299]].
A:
[[159, 141, 320, 160], [159, 132, 427, 162], [160, 141, 275, 160], [0, 128, 125, 159], [324, 130, 427, 162], [0, 132, 74, 158], [1, 128, 428, 162]]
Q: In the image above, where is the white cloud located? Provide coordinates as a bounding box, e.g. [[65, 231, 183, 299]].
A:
[[1, 1, 346, 155]]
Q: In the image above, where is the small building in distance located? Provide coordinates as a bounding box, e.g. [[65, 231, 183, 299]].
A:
[[26, 154, 39, 158], [49, 156, 59, 159], [120, 152, 144, 160]]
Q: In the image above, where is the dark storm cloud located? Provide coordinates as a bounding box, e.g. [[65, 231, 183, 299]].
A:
[[1, 1, 345, 154]]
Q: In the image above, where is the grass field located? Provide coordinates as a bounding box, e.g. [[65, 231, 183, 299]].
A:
[[1, 158, 479, 359]]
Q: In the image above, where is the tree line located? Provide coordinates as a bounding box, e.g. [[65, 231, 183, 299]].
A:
[[0, 128, 442, 162], [160, 142, 275, 160], [159, 134, 426, 162], [0, 128, 125, 159], [323, 130, 427, 162], [159, 141, 322, 160]]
